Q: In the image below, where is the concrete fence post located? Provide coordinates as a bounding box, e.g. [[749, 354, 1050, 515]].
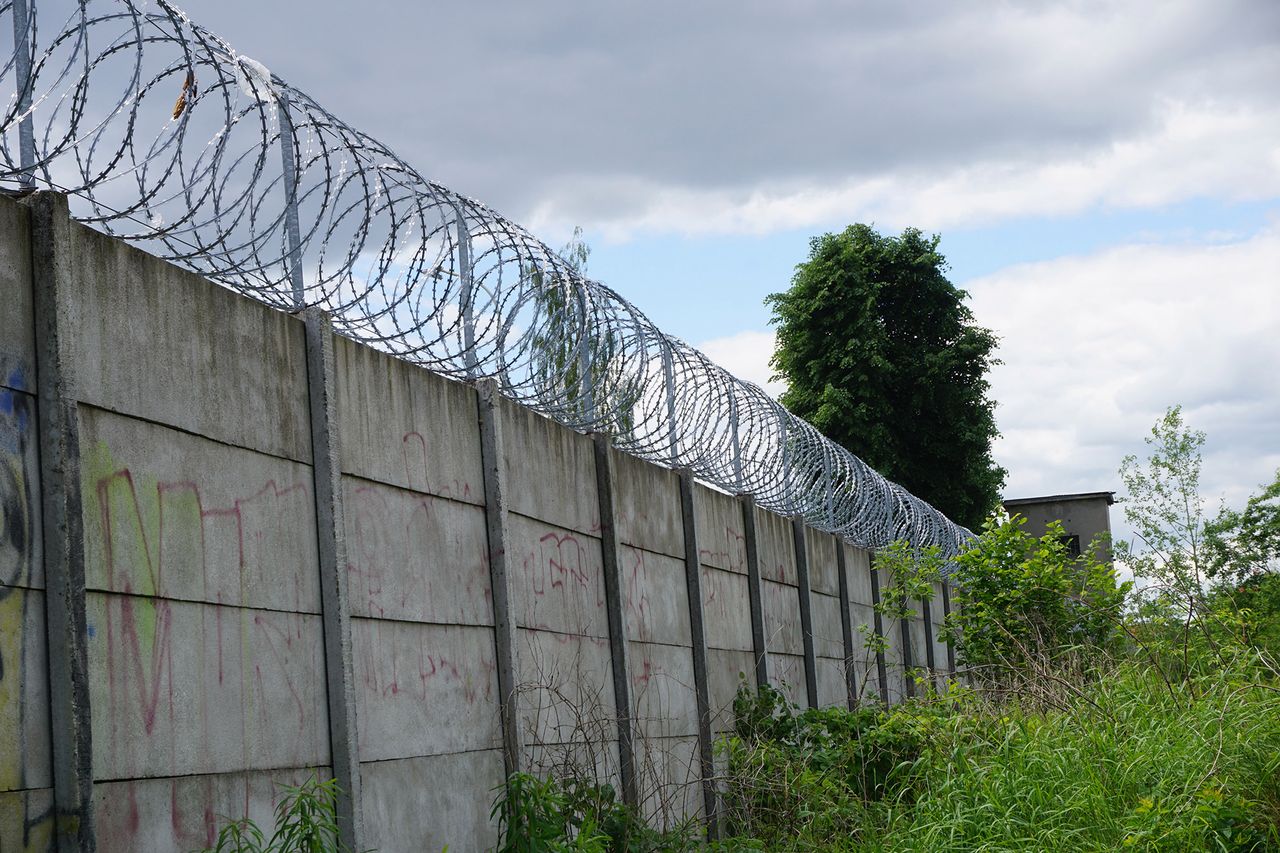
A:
[[678, 470, 719, 832], [835, 544, 858, 710], [26, 194, 96, 850], [301, 309, 364, 850], [791, 518, 818, 708], [475, 380, 522, 777], [920, 593, 937, 695], [942, 581, 957, 678], [592, 433, 638, 807], [867, 560, 890, 706], [899, 585, 916, 700], [26, 191, 96, 850], [738, 495, 769, 689]]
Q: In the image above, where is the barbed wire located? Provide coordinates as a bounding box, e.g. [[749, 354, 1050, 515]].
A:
[[0, 0, 974, 555]]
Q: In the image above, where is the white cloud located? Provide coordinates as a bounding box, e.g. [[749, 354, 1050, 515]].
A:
[[694, 330, 784, 398], [967, 224, 1280, 511], [529, 100, 1280, 241]]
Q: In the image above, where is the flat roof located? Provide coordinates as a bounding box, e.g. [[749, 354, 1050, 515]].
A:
[[1003, 491, 1116, 507]]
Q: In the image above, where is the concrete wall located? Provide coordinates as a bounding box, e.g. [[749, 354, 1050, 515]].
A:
[[0, 193, 955, 852]]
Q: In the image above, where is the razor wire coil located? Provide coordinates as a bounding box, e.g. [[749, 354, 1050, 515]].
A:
[[1, 0, 974, 555]]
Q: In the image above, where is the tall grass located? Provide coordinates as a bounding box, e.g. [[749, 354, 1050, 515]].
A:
[[720, 658, 1280, 852]]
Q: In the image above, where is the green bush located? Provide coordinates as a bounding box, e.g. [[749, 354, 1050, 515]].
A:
[[947, 515, 1129, 681]]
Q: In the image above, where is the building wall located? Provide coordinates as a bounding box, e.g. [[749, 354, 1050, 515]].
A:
[[0, 193, 956, 852]]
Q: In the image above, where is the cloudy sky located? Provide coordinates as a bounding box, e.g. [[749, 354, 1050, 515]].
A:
[[183, 0, 1280, 531]]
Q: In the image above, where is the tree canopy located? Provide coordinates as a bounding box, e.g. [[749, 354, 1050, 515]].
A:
[[766, 224, 1004, 530]]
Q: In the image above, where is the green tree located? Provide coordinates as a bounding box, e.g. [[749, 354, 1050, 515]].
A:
[[1115, 406, 1278, 678], [1205, 467, 1280, 583], [766, 224, 1004, 530]]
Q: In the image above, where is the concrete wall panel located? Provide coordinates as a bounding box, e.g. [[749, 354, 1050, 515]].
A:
[[636, 735, 703, 829], [694, 485, 745, 573], [344, 476, 491, 625], [845, 543, 874, 606], [623, 547, 690, 647], [706, 647, 754, 734], [94, 767, 323, 852], [334, 338, 484, 505], [811, 591, 845, 659], [63, 221, 311, 462], [805, 528, 839, 595], [630, 641, 698, 740], [0, 787, 54, 852], [613, 450, 683, 561], [87, 594, 330, 780], [753, 506, 796, 585], [762, 579, 803, 656], [500, 397, 598, 536], [815, 657, 846, 708], [509, 515, 607, 638], [769, 654, 808, 707], [700, 566, 753, 652], [353, 619, 500, 761], [0, 388, 40, 591], [80, 407, 321, 613], [518, 629, 617, 748], [0, 199, 33, 394], [362, 750, 503, 853], [0, 586, 51, 793]]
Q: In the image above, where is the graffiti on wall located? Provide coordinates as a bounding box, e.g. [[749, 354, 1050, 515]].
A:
[[0, 369, 55, 852], [81, 442, 329, 849]]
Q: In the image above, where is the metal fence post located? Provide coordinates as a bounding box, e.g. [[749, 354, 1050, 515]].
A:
[[11, 0, 36, 187], [661, 346, 678, 465], [729, 391, 743, 492], [278, 92, 306, 310], [575, 288, 594, 423], [451, 201, 477, 378]]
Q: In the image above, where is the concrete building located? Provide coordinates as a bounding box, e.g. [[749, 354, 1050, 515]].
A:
[[1002, 491, 1115, 563]]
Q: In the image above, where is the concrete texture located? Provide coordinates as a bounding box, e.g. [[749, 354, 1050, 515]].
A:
[[85, 593, 330, 779], [0, 197, 33, 393], [352, 619, 501, 760], [613, 449, 684, 561], [361, 750, 503, 853], [0, 192, 946, 848], [343, 475, 491, 625], [93, 766, 323, 852], [753, 506, 796, 585], [593, 434, 637, 806], [623, 547, 692, 647], [693, 485, 746, 574], [500, 396, 598, 536], [29, 192, 96, 850], [79, 407, 320, 613], [306, 308, 366, 853], [59, 212, 311, 465], [335, 337, 485, 505]]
